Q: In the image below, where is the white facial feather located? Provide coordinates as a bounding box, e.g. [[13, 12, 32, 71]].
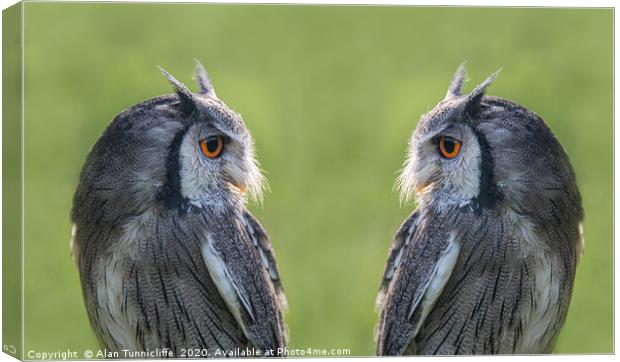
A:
[[398, 129, 481, 206], [444, 144, 480, 200], [222, 143, 267, 203], [179, 125, 266, 205]]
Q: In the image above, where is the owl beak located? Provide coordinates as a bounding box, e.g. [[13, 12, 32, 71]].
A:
[[235, 184, 246, 195], [222, 170, 247, 196], [416, 181, 431, 194], [229, 182, 246, 195]]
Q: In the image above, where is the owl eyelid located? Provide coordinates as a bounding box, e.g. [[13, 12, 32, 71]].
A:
[[197, 133, 231, 145], [431, 135, 460, 145], [200, 132, 231, 142]]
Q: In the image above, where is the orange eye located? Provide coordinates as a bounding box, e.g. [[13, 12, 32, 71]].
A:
[[438, 136, 462, 159], [199, 135, 223, 158]]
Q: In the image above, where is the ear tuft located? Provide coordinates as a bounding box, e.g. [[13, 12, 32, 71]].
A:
[[445, 61, 468, 99], [464, 68, 501, 118], [193, 59, 216, 97], [158, 66, 196, 117]]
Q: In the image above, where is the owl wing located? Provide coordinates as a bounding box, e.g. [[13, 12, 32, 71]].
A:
[[376, 211, 420, 309], [241, 210, 288, 310], [376, 213, 461, 356], [200, 211, 287, 353]]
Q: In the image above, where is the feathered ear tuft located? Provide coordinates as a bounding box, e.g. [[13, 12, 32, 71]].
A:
[[193, 59, 216, 97], [464, 68, 501, 118], [445, 62, 468, 99], [158, 66, 196, 117]]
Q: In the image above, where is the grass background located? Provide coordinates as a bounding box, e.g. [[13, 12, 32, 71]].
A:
[[21, 4, 612, 355]]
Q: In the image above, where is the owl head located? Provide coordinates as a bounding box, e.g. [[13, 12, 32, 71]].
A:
[[72, 61, 265, 223], [155, 63, 265, 208], [398, 64, 582, 221]]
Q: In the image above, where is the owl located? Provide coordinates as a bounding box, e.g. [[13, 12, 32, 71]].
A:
[[71, 61, 287, 356], [375, 64, 584, 355]]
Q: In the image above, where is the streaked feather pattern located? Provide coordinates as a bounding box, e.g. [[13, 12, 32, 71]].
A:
[[72, 63, 287, 356], [377, 65, 583, 355], [74, 205, 286, 355], [377, 204, 578, 355]]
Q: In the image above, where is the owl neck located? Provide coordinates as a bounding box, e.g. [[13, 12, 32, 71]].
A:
[[417, 187, 500, 216], [170, 188, 246, 216]]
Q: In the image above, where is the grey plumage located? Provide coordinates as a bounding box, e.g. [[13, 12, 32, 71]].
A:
[[376, 65, 583, 355], [71, 61, 287, 355]]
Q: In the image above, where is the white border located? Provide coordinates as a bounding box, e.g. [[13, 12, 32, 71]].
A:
[[0, 2, 616, 362]]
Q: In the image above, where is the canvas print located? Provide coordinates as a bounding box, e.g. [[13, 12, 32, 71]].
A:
[[1, 2, 613, 359]]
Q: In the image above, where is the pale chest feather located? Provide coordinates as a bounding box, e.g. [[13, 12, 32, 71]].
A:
[[509, 215, 568, 353], [72, 223, 140, 350], [94, 252, 141, 351], [83, 210, 279, 351], [89, 212, 155, 351], [513, 252, 562, 353]]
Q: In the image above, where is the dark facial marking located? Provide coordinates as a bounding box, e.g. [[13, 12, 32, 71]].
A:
[[468, 125, 503, 213], [156, 126, 192, 211]]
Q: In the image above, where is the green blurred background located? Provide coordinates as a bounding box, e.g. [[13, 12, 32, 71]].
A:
[[21, 4, 612, 355]]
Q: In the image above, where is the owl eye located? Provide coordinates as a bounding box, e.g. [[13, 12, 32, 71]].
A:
[[438, 136, 462, 159], [199, 135, 223, 158]]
